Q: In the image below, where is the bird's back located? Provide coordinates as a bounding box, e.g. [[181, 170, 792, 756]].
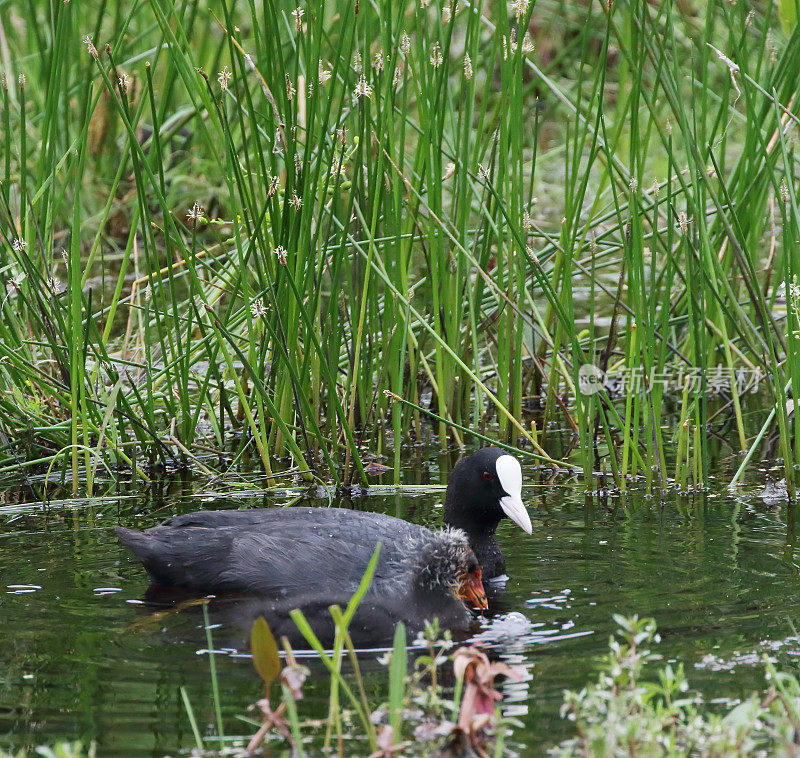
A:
[[116, 507, 434, 597]]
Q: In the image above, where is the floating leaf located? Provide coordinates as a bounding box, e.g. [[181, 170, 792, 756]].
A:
[[251, 616, 281, 686]]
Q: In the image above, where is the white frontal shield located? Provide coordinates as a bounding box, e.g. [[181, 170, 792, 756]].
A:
[[495, 455, 532, 534]]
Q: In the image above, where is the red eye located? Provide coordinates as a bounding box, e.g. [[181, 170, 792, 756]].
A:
[[482, 471, 492, 482]]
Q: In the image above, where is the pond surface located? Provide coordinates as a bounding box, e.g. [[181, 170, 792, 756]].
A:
[[2, 462, 800, 756]]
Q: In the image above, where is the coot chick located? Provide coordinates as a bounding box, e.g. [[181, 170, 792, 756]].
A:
[[117, 520, 486, 646], [245, 530, 485, 646]]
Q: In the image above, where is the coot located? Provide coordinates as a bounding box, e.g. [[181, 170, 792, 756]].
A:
[[444, 447, 531, 578], [118, 516, 486, 644], [115, 448, 529, 640]]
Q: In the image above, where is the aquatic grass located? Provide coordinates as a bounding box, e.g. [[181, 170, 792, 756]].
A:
[[196, 612, 225, 750], [179, 685, 205, 752], [290, 543, 382, 750], [388, 622, 407, 737], [1, 0, 800, 494]]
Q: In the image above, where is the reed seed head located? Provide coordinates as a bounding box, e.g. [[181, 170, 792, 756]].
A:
[[392, 62, 404, 88], [291, 7, 304, 32], [789, 278, 800, 304], [522, 33, 535, 53], [430, 42, 443, 68], [11, 238, 26, 253], [218, 66, 232, 91], [186, 201, 204, 225], [522, 211, 533, 232], [274, 246, 288, 266], [83, 35, 98, 59], [766, 31, 777, 63], [589, 230, 598, 255], [250, 297, 268, 318], [318, 61, 332, 85], [464, 53, 472, 80], [780, 179, 790, 205], [354, 74, 372, 99], [512, 0, 529, 19]]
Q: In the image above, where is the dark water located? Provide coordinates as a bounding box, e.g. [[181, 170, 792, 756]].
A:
[[2, 465, 800, 756]]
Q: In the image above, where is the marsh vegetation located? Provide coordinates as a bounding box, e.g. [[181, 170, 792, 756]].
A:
[[2, 0, 799, 496], [3, 0, 800, 755]]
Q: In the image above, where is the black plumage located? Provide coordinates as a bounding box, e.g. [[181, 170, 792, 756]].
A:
[[115, 448, 530, 645], [116, 510, 484, 645], [117, 508, 463, 596], [444, 447, 528, 578]]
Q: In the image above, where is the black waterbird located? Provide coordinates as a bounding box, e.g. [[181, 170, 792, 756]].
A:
[[115, 448, 530, 644]]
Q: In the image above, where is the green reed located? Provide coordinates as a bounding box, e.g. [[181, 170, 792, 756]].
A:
[[0, 0, 799, 495]]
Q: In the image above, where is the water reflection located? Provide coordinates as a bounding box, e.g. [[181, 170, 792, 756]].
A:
[[2, 475, 800, 754]]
